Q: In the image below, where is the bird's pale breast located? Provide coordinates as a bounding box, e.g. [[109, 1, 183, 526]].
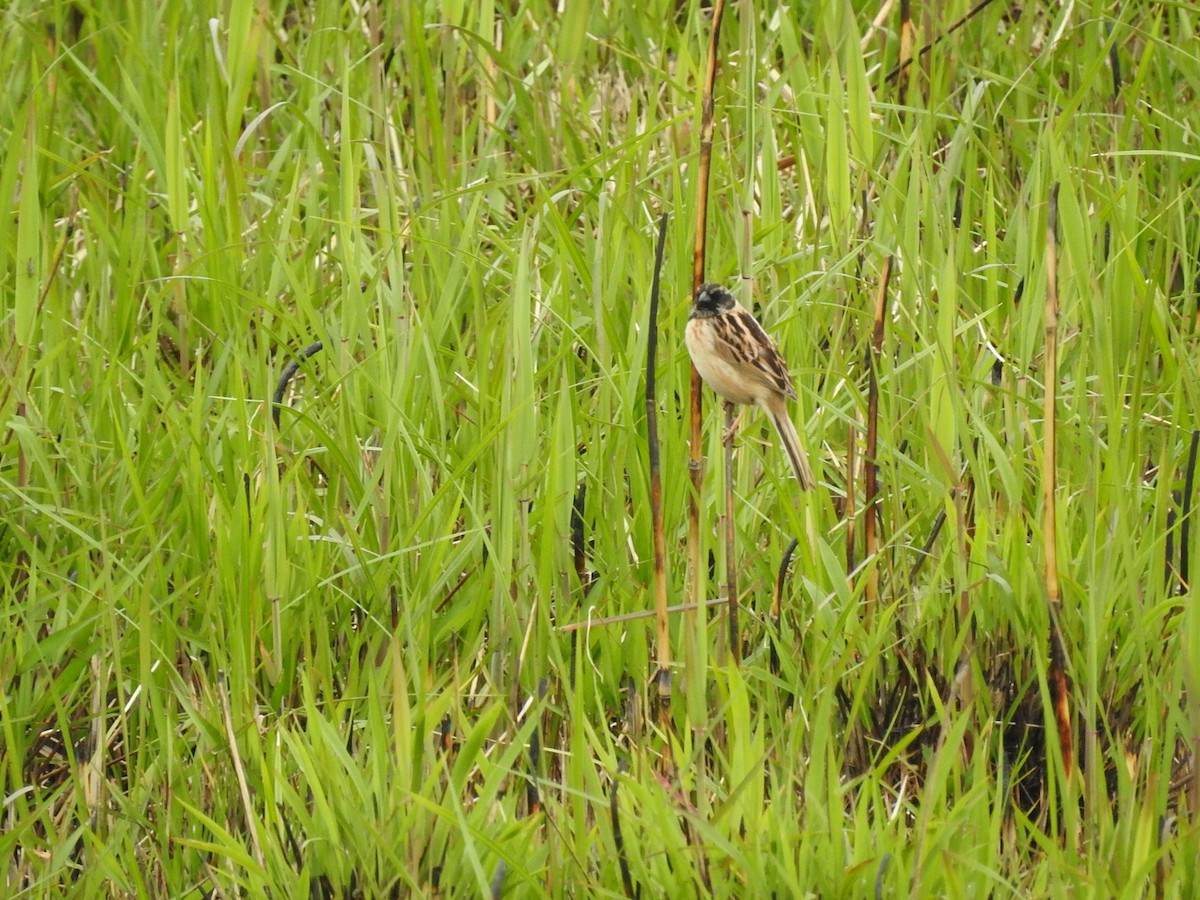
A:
[[685, 318, 764, 406]]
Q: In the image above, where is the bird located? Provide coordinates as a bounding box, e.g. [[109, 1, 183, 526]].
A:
[[685, 282, 816, 490]]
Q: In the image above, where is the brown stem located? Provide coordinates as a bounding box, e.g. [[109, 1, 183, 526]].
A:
[[684, 0, 727, 722], [646, 214, 672, 710], [724, 401, 739, 664], [846, 421, 858, 579], [1044, 183, 1073, 785], [864, 256, 893, 621]]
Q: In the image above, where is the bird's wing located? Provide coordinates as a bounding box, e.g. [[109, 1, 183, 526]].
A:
[[712, 311, 798, 401]]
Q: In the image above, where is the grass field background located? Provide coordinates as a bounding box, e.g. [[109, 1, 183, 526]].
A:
[[2, 0, 1199, 895]]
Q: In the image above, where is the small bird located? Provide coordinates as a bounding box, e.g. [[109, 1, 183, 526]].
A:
[[685, 283, 816, 490]]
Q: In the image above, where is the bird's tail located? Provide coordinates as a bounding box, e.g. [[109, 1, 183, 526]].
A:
[[769, 405, 816, 491]]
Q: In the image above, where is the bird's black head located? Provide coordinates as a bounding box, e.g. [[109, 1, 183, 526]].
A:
[[691, 283, 735, 319]]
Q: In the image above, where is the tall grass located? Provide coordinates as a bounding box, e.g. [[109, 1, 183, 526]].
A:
[[2, 0, 1198, 894]]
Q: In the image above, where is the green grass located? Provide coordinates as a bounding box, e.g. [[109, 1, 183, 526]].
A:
[[2, 0, 1199, 895]]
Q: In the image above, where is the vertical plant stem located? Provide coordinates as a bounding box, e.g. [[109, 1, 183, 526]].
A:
[[770, 537, 799, 677], [1178, 430, 1199, 594], [685, 0, 727, 724], [846, 421, 858, 579], [609, 762, 636, 899], [646, 213, 672, 712], [724, 401, 739, 664], [895, 0, 914, 101], [1043, 183, 1073, 787], [864, 256, 893, 622]]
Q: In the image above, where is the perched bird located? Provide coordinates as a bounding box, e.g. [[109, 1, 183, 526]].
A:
[[685, 283, 816, 490]]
